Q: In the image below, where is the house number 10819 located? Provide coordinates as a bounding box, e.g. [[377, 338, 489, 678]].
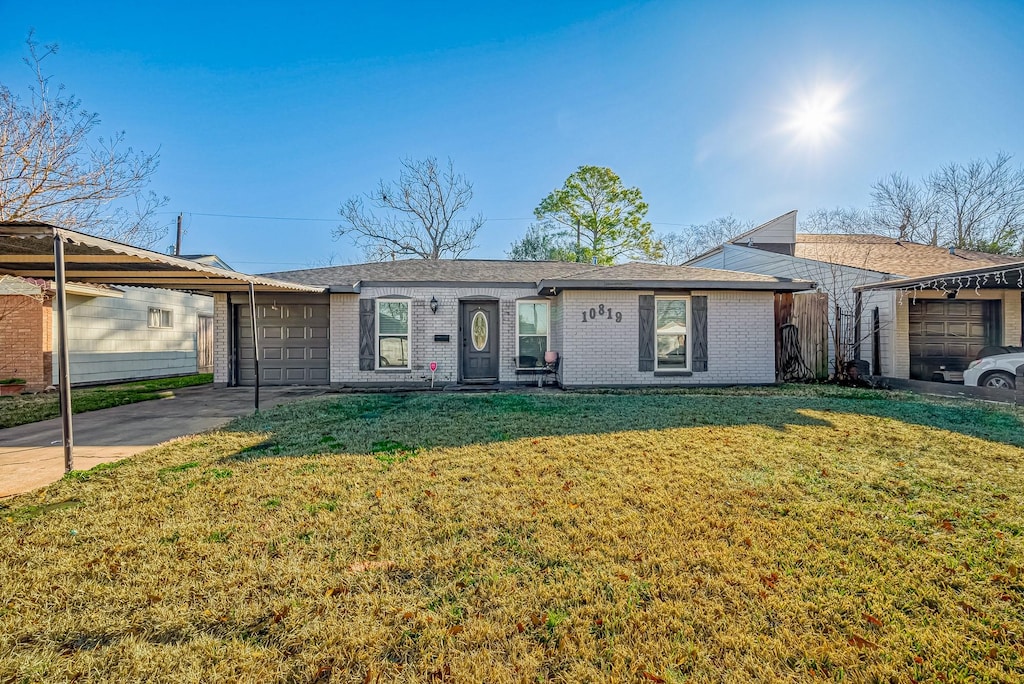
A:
[[582, 304, 622, 323]]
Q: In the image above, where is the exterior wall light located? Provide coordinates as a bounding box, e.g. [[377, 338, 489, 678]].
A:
[[430, 296, 439, 314]]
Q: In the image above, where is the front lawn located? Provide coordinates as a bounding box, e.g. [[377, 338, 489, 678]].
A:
[[1, 389, 1022, 682], [0, 373, 213, 428]]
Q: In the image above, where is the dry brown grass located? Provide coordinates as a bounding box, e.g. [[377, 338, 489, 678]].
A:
[[1, 391, 1022, 683]]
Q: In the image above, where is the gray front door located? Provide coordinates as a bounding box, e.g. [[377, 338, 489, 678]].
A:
[[461, 301, 499, 382]]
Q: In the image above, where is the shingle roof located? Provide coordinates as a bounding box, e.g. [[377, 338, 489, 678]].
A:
[[794, 234, 1021, 278], [262, 259, 592, 289], [265, 259, 813, 292], [537, 261, 812, 291]]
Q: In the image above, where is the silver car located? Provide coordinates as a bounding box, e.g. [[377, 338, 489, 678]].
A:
[[963, 351, 1024, 389]]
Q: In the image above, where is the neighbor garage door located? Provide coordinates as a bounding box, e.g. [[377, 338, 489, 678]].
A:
[[908, 299, 998, 381], [236, 297, 329, 385]]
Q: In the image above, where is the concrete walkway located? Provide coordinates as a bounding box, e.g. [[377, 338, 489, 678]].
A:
[[0, 385, 327, 498]]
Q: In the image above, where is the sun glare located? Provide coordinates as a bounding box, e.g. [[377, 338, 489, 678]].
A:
[[784, 84, 845, 147]]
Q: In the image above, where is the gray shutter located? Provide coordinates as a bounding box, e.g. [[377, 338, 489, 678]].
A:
[[638, 295, 655, 371], [359, 299, 375, 371], [691, 295, 708, 372]]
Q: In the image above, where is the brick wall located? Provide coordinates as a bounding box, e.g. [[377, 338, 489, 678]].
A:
[[0, 294, 50, 390], [557, 289, 777, 387], [329, 286, 539, 386], [213, 293, 230, 386]]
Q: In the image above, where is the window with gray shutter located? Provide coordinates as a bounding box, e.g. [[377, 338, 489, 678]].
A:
[[358, 299, 375, 371], [638, 295, 655, 371], [691, 295, 708, 372]]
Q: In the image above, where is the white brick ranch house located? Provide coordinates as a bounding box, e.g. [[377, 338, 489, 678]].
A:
[[212, 260, 813, 389]]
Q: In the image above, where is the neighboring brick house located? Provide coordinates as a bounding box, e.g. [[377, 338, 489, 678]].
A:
[[687, 211, 1024, 381], [210, 260, 812, 389], [0, 275, 213, 390]]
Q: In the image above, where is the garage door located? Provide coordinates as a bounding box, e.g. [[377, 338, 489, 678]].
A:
[[236, 298, 329, 385], [908, 300, 998, 380]]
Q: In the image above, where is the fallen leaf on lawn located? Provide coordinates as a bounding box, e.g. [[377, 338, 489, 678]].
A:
[[402, 611, 414, 620], [325, 586, 349, 597], [516, 622, 525, 633], [848, 634, 879, 649], [862, 612, 882, 627], [311, 664, 332, 683], [939, 520, 954, 533], [447, 625, 464, 635], [616, 573, 630, 581], [641, 672, 666, 683], [913, 656, 924, 664], [957, 601, 981, 615]]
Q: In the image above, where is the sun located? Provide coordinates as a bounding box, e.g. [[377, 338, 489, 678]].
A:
[[784, 84, 845, 147]]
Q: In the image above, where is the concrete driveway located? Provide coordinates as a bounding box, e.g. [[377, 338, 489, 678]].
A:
[[0, 385, 327, 498]]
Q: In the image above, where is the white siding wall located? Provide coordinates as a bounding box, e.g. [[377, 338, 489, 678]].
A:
[[733, 211, 797, 245], [558, 289, 776, 387], [692, 244, 891, 375], [860, 290, 897, 376], [54, 287, 213, 385]]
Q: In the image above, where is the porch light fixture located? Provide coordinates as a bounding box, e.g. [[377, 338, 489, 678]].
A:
[[430, 296, 439, 314]]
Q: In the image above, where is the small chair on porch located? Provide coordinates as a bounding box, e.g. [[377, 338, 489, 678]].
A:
[[514, 352, 560, 388]]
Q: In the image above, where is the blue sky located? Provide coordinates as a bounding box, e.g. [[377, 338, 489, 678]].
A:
[[2, 1, 1022, 272]]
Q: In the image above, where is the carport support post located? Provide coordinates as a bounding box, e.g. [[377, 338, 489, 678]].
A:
[[53, 233, 74, 473], [248, 282, 260, 412]]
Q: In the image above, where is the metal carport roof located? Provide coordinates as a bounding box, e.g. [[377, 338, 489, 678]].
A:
[[0, 221, 326, 293], [0, 221, 327, 474]]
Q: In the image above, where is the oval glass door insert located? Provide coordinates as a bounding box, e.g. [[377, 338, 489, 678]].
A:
[[471, 311, 488, 351]]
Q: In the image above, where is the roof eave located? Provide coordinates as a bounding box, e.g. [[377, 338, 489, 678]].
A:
[[537, 278, 815, 292], [854, 260, 1024, 292]]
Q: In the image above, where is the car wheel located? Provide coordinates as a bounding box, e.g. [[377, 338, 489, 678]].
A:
[[981, 371, 1016, 390]]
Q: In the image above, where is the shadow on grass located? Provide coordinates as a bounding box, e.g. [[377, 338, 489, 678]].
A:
[[220, 389, 1024, 461]]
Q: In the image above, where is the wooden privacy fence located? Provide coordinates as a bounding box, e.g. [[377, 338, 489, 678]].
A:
[[775, 292, 829, 381]]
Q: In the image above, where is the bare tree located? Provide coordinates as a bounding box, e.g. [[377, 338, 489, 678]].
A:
[[0, 33, 168, 247], [801, 207, 876, 235], [871, 155, 1024, 254], [870, 173, 938, 243], [336, 157, 483, 260], [658, 215, 752, 264], [929, 153, 1024, 254]]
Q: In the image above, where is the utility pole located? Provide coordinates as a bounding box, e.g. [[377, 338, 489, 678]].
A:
[[576, 217, 581, 262], [175, 213, 183, 256]]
